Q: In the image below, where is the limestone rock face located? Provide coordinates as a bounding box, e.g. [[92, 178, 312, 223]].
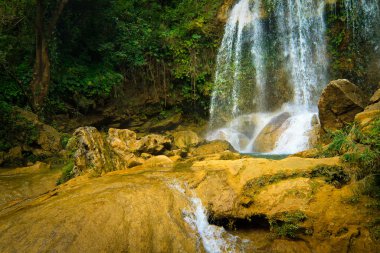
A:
[[1, 156, 378, 252], [138, 134, 171, 155], [143, 113, 182, 132], [69, 127, 173, 176], [355, 88, 380, 131], [172, 130, 201, 149], [144, 155, 173, 168], [71, 127, 114, 176], [15, 108, 62, 155], [254, 112, 290, 152], [107, 128, 144, 168], [192, 140, 235, 156], [318, 79, 368, 132]]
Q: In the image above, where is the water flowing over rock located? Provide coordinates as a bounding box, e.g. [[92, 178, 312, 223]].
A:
[[207, 0, 328, 154], [318, 79, 368, 132], [342, 0, 380, 38], [253, 112, 291, 153]]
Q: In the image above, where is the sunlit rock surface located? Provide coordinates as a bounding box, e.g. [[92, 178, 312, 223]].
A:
[[0, 155, 379, 253], [0, 162, 60, 207], [355, 88, 380, 131]]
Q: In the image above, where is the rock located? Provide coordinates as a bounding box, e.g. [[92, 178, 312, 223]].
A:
[[0, 151, 4, 166], [1, 161, 51, 175], [137, 134, 171, 155], [172, 130, 201, 149], [37, 124, 62, 153], [219, 150, 241, 160], [0, 162, 59, 207], [144, 155, 173, 168], [292, 148, 320, 158], [253, 112, 290, 152], [7, 146, 23, 161], [146, 113, 182, 132], [70, 127, 173, 176], [354, 88, 380, 131], [71, 127, 114, 176], [107, 128, 140, 154], [217, 0, 235, 22], [318, 79, 368, 132], [369, 88, 380, 104], [0, 155, 378, 252], [9, 107, 62, 160], [140, 153, 152, 160], [192, 140, 235, 156]]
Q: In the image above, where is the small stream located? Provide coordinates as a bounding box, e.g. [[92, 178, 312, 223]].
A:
[[168, 182, 249, 253]]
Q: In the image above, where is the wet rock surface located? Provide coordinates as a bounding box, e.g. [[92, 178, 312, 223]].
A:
[[355, 88, 380, 131], [0, 162, 60, 208], [69, 127, 173, 176], [318, 79, 368, 132], [0, 155, 379, 253], [254, 112, 291, 152]]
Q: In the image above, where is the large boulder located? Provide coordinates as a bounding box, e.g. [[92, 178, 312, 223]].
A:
[[70, 127, 114, 176], [69, 127, 173, 176], [172, 130, 201, 149], [192, 140, 235, 156], [15, 108, 62, 155], [253, 112, 290, 152], [107, 128, 144, 168], [138, 134, 172, 155], [318, 79, 368, 132], [355, 88, 380, 131]]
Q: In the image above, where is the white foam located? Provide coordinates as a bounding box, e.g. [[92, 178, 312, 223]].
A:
[[168, 182, 245, 253]]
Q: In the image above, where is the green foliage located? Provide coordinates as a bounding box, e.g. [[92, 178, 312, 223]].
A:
[[321, 125, 355, 157], [0, 103, 39, 152], [311, 165, 350, 188], [325, 1, 380, 93], [320, 118, 380, 199], [342, 118, 380, 180], [269, 211, 307, 239], [56, 161, 75, 185], [60, 134, 71, 149]]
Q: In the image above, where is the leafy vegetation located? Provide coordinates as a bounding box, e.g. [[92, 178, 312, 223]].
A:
[[56, 161, 74, 185], [0, 0, 224, 119], [310, 165, 350, 188], [318, 118, 380, 199]]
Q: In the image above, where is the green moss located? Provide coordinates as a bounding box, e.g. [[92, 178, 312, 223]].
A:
[[56, 162, 74, 185], [269, 211, 308, 239], [310, 165, 350, 188]]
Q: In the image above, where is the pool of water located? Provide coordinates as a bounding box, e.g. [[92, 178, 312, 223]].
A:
[[241, 153, 289, 160]]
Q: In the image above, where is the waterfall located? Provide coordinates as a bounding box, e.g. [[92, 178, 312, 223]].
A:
[[207, 0, 328, 154], [168, 182, 247, 253]]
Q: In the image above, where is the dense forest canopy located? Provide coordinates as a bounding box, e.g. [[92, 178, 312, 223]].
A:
[[0, 0, 224, 117], [0, 0, 379, 145]]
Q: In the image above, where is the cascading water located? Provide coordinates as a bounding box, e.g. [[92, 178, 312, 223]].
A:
[[168, 182, 247, 253], [344, 0, 380, 37], [207, 0, 328, 154]]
